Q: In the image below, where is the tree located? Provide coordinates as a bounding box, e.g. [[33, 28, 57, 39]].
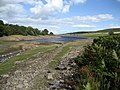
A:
[[0, 20, 51, 36], [42, 29, 49, 35], [27, 26, 35, 35], [0, 20, 4, 25], [0, 25, 4, 37], [49, 32, 54, 35]]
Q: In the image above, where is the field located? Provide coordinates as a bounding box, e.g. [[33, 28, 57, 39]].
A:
[[0, 44, 57, 75], [0, 36, 92, 89], [0, 34, 120, 89], [67, 32, 120, 37]]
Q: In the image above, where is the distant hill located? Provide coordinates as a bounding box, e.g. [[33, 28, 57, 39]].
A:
[[67, 28, 120, 35], [96, 28, 120, 33], [67, 31, 89, 34]]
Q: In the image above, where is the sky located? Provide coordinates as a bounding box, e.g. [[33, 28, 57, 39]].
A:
[[0, 0, 120, 34]]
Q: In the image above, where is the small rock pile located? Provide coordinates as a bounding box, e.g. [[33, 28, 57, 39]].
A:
[[49, 47, 82, 90], [49, 58, 78, 90]]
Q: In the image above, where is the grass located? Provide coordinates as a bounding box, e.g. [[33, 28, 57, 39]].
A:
[[48, 43, 71, 68], [68, 32, 108, 37], [0, 45, 56, 75], [0, 40, 19, 55], [48, 41, 84, 68]]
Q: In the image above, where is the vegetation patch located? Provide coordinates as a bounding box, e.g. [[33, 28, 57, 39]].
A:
[[0, 20, 53, 36], [69, 32, 108, 37], [74, 34, 120, 90], [0, 45, 56, 75], [48, 41, 85, 68], [48, 43, 71, 68]]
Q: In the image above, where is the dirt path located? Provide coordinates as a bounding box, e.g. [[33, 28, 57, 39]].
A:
[[0, 39, 92, 90], [31, 40, 92, 90], [47, 40, 92, 90]]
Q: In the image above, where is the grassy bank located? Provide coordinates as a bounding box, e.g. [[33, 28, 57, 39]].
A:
[[68, 32, 108, 37], [48, 41, 88, 68], [0, 45, 56, 75]]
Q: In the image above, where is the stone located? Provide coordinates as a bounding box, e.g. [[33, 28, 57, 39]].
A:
[[55, 65, 67, 70], [2, 74, 9, 78], [16, 84, 24, 88], [14, 61, 22, 65], [67, 67, 72, 70], [47, 73, 53, 80], [59, 79, 64, 83]]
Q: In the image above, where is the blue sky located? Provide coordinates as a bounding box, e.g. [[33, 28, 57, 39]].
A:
[[0, 0, 120, 34]]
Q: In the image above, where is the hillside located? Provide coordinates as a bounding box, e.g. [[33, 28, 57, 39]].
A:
[[96, 28, 120, 33], [66, 28, 120, 35]]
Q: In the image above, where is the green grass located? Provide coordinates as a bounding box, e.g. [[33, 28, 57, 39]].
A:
[[69, 32, 108, 37], [48, 41, 84, 68], [48, 44, 71, 68], [0, 45, 56, 75]]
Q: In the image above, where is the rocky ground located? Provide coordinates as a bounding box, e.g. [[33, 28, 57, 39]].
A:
[[0, 40, 92, 90]]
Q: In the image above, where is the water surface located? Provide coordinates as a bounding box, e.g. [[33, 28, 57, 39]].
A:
[[26, 36, 87, 43]]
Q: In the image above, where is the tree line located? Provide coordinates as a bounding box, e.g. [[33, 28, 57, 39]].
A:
[[0, 20, 54, 37]]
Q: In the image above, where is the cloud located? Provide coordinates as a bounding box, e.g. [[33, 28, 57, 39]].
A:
[[30, 0, 64, 18], [61, 14, 114, 23], [0, 0, 87, 19], [62, 5, 70, 13], [50, 25, 60, 28], [0, 4, 25, 18], [107, 24, 120, 28], [0, 0, 43, 18], [73, 24, 96, 28], [0, 0, 40, 6], [5, 14, 114, 27], [30, 0, 86, 18], [71, 0, 87, 4]]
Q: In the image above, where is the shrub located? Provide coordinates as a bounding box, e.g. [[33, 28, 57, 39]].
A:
[[108, 31, 114, 35], [74, 35, 120, 90]]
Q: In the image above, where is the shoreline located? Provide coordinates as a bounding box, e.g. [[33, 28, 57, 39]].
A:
[[0, 35, 61, 41]]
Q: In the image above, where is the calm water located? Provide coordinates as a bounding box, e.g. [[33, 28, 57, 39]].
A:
[[26, 36, 87, 43]]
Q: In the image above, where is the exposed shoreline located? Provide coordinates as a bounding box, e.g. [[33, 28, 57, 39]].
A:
[[0, 35, 61, 41]]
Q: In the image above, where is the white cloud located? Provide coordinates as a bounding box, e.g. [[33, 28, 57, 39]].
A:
[[0, 0, 40, 6], [107, 24, 120, 28], [30, 0, 64, 18], [73, 24, 96, 28], [71, 0, 87, 4], [62, 14, 114, 22], [5, 14, 114, 27], [62, 5, 70, 13], [50, 26, 60, 28], [30, 0, 87, 18], [0, 0, 87, 19], [110, 26, 120, 28], [0, 4, 25, 18]]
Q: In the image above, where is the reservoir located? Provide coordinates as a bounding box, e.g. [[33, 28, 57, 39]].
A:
[[26, 36, 87, 43]]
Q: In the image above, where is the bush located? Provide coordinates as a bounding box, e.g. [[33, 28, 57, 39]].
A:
[[74, 35, 120, 90], [108, 31, 114, 35]]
